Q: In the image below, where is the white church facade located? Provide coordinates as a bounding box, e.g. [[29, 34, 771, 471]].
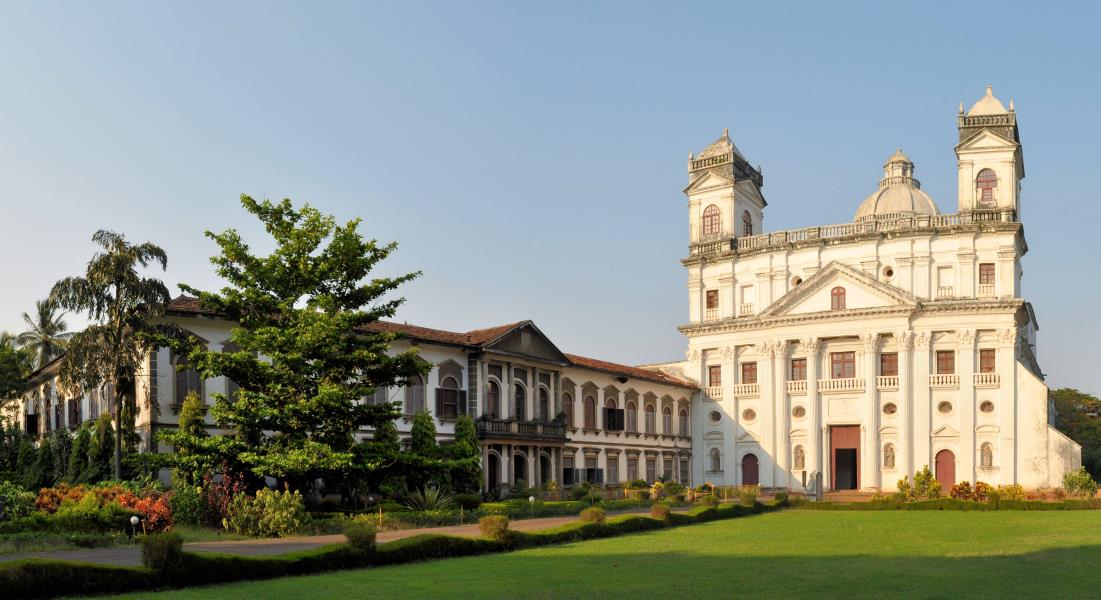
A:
[[9, 86, 1080, 494]]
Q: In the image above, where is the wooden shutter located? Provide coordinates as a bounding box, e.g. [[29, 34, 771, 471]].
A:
[[459, 390, 468, 415], [435, 388, 443, 417]]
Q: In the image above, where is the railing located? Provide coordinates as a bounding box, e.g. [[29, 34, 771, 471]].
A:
[[818, 378, 865, 393], [974, 372, 1000, 387], [786, 380, 807, 394], [936, 286, 955, 299], [475, 417, 566, 440], [733, 383, 759, 397], [704, 308, 719, 321], [876, 375, 899, 391], [739, 303, 754, 316], [690, 210, 1017, 257], [705, 386, 723, 400], [929, 374, 960, 388], [978, 284, 995, 298]]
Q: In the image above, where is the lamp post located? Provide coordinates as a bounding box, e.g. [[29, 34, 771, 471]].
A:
[[528, 495, 535, 519], [129, 515, 140, 542]]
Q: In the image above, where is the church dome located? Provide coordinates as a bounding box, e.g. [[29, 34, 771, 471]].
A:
[[967, 85, 1008, 116], [853, 149, 939, 221]]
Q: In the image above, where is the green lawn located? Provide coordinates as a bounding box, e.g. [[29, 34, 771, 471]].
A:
[[111, 510, 1101, 599]]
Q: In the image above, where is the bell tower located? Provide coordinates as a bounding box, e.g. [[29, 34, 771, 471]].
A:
[[955, 86, 1024, 218], [684, 129, 766, 245]]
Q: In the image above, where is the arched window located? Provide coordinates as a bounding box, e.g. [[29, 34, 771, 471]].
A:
[[976, 169, 997, 207], [662, 406, 672, 433], [563, 392, 573, 426], [438, 376, 460, 419], [583, 395, 596, 429], [980, 442, 994, 468], [884, 443, 896, 468], [644, 404, 656, 433], [625, 401, 637, 433], [174, 354, 204, 407], [701, 205, 721, 236], [794, 445, 805, 470], [404, 375, 426, 415], [514, 383, 526, 421], [831, 286, 846, 310], [679, 408, 689, 436], [742, 210, 753, 236], [538, 387, 550, 422], [487, 380, 501, 418], [709, 447, 722, 472]]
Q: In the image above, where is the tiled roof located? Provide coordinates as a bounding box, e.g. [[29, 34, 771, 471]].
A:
[[164, 295, 697, 390]]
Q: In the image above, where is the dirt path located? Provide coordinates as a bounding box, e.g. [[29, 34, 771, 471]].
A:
[[0, 508, 659, 568]]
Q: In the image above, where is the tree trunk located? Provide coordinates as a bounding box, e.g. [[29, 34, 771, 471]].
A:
[[113, 387, 122, 480]]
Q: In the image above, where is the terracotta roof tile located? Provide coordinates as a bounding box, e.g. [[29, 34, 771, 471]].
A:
[[356, 320, 523, 348], [563, 353, 695, 389], [166, 295, 217, 315]]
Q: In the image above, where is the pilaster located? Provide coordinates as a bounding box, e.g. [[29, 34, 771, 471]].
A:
[[913, 332, 932, 470], [958, 329, 977, 483], [896, 330, 914, 482], [860, 333, 879, 490]]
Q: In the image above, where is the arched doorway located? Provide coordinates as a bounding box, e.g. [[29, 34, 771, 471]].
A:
[[487, 454, 500, 493], [935, 449, 956, 490], [539, 454, 551, 487], [513, 452, 527, 485], [741, 453, 760, 486]]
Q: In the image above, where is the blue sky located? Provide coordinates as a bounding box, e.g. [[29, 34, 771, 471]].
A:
[[1, 2, 1098, 394]]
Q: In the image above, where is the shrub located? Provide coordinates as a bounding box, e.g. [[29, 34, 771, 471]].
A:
[[773, 491, 789, 507], [699, 494, 719, 507], [567, 486, 589, 500], [633, 490, 650, 501], [169, 482, 202, 527], [344, 523, 377, 552], [949, 481, 973, 501], [661, 481, 687, 497], [141, 531, 183, 571], [452, 493, 482, 510], [737, 485, 758, 506], [478, 515, 510, 542], [625, 479, 649, 490], [405, 486, 455, 512], [1063, 466, 1098, 498], [650, 503, 671, 520], [996, 483, 1025, 500], [896, 476, 914, 500], [223, 487, 307, 537], [973, 481, 993, 503], [0, 480, 35, 521], [579, 507, 606, 524], [913, 466, 940, 499]]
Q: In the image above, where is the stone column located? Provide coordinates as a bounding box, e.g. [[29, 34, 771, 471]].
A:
[[757, 340, 776, 488], [528, 446, 537, 487], [774, 340, 789, 489], [505, 362, 513, 420], [896, 330, 914, 482], [860, 333, 879, 490], [997, 328, 1017, 484], [802, 337, 821, 493], [959, 329, 977, 484], [502, 444, 512, 488], [913, 332, 933, 470], [595, 386, 605, 431]]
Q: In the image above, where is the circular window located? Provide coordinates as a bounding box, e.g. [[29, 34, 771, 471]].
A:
[[742, 408, 757, 422], [980, 401, 995, 414], [792, 276, 803, 287], [938, 401, 953, 414], [883, 266, 894, 279], [883, 402, 897, 415], [792, 406, 806, 419], [709, 410, 722, 423]]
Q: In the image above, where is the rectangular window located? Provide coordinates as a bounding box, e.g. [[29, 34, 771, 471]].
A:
[[604, 407, 625, 431], [880, 353, 898, 377], [705, 289, 719, 309], [790, 358, 807, 381], [606, 457, 619, 484], [708, 365, 722, 387], [663, 457, 673, 479], [627, 457, 638, 481], [646, 458, 656, 483], [563, 456, 574, 485], [979, 349, 996, 373], [979, 263, 996, 285], [740, 362, 757, 384], [679, 459, 690, 484], [936, 350, 956, 375], [831, 351, 855, 379]]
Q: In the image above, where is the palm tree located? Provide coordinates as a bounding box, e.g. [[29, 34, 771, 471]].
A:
[[51, 230, 174, 479], [17, 299, 73, 368]]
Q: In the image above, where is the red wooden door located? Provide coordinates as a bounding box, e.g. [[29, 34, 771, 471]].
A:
[[935, 450, 956, 490], [741, 453, 759, 485]]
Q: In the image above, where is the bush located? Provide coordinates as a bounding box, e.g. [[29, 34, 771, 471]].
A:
[[738, 485, 758, 506], [343, 523, 376, 552], [0, 480, 35, 521], [141, 531, 183, 571], [773, 491, 789, 507], [405, 486, 456, 512], [996, 483, 1025, 500], [949, 481, 973, 501], [579, 507, 606, 523], [699, 494, 719, 507], [973, 481, 993, 503], [1063, 466, 1098, 498], [650, 503, 671, 520], [478, 515, 510, 542], [169, 482, 202, 527], [452, 493, 482, 511], [223, 487, 307, 537], [634, 490, 650, 501], [913, 466, 941, 499], [625, 479, 649, 490], [567, 486, 589, 500]]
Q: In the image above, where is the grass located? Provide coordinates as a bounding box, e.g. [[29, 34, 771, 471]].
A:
[[99, 510, 1101, 599], [172, 525, 252, 544]]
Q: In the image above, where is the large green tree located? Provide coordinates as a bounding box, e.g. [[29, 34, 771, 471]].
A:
[[1051, 388, 1101, 478], [176, 196, 427, 488], [17, 299, 73, 369], [0, 334, 32, 420], [50, 230, 175, 480]]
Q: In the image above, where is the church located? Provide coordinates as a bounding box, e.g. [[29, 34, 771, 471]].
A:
[[10, 87, 1080, 494]]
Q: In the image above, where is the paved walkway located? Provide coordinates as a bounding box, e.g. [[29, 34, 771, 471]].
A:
[[0, 509, 657, 568]]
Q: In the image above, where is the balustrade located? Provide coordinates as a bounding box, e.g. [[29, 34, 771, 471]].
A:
[[929, 374, 960, 388], [978, 284, 995, 298], [705, 386, 723, 400], [738, 303, 754, 316], [974, 372, 1000, 387], [876, 375, 899, 391], [733, 383, 759, 397], [786, 380, 807, 394], [818, 378, 865, 393]]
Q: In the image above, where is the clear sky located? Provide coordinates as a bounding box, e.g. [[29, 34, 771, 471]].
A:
[[1, 2, 1098, 394]]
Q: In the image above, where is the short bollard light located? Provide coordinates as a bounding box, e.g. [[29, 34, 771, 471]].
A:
[[129, 515, 140, 542], [529, 495, 535, 519]]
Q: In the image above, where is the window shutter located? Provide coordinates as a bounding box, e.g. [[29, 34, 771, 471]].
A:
[[459, 390, 467, 415], [434, 388, 442, 416]]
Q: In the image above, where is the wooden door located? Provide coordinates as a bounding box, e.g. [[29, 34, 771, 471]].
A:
[[935, 449, 956, 490], [829, 425, 860, 490], [741, 453, 759, 486]]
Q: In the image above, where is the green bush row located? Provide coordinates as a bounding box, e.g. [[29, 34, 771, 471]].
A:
[[791, 497, 1101, 511], [0, 499, 777, 598]]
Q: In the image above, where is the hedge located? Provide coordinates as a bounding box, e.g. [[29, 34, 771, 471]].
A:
[[0, 500, 776, 599], [790, 497, 1101, 511]]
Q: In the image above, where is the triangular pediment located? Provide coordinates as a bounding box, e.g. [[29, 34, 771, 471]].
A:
[[736, 430, 759, 443], [484, 321, 570, 365], [759, 261, 918, 318], [932, 425, 960, 439], [683, 170, 734, 194], [956, 128, 1018, 152]]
